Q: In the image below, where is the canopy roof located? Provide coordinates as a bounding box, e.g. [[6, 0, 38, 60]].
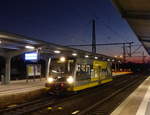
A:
[[0, 31, 115, 61], [112, 0, 150, 55]]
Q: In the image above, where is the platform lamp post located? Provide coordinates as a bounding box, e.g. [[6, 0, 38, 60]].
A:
[[114, 55, 123, 72], [118, 60, 121, 72], [114, 56, 118, 72]]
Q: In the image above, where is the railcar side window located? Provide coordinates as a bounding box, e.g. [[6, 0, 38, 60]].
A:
[[68, 60, 75, 74], [76, 64, 91, 80]]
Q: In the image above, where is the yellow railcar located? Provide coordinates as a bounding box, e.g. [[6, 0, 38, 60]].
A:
[[45, 57, 112, 93]]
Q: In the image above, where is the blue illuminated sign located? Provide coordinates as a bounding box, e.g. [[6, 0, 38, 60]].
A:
[[25, 52, 38, 61]]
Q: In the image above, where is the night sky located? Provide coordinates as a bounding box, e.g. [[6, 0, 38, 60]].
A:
[[0, 0, 147, 61]]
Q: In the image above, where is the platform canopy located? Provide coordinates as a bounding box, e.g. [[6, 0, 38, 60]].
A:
[[112, 0, 150, 55], [0, 31, 115, 61]]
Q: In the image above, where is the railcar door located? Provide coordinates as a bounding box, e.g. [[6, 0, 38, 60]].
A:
[[92, 65, 101, 82]]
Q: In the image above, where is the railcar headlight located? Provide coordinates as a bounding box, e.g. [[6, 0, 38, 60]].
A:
[[67, 76, 74, 84], [47, 77, 54, 83]]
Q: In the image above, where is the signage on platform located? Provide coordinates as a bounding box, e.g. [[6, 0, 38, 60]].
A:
[[25, 52, 38, 61]]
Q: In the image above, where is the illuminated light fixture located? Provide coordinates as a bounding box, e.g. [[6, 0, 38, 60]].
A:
[[38, 47, 42, 50], [60, 56, 66, 62], [0, 40, 2, 44], [67, 76, 74, 84], [47, 77, 54, 83], [118, 60, 121, 63], [112, 59, 115, 62], [94, 56, 98, 59], [107, 59, 110, 61], [114, 56, 117, 58], [72, 53, 77, 56], [120, 55, 123, 58], [85, 55, 89, 58], [54, 50, 61, 54], [52, 70, 57, 73], [25, 45, 35, 49]]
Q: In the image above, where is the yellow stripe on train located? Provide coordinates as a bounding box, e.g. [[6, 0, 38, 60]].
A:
[[101, 78, 113, 84], [73, 82, 99, 91], [72, 78, 113, 91]]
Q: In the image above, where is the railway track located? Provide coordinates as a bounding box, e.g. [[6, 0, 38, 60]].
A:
[[0, 74, 146, 115], [0, 85, 109, 115], [31, 74, 146, 115], [78, 74, 147, 115], [0, 75, 127, 114], [0, 96, 55, 115]]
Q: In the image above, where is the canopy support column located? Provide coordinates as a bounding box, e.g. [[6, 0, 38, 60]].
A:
[[45, 57, 51, 79], [4, 56, 12, 84]]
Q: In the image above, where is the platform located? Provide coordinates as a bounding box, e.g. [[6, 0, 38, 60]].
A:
[[0, 78, 45, 95], [111, 76, 150, 115], [0, 78, 46, 108]]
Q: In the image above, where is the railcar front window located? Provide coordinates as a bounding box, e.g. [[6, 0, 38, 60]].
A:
[[50, 59, 75, 79]]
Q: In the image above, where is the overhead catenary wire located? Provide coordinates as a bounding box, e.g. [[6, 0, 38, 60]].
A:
[[67, 42, 134, 47]]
